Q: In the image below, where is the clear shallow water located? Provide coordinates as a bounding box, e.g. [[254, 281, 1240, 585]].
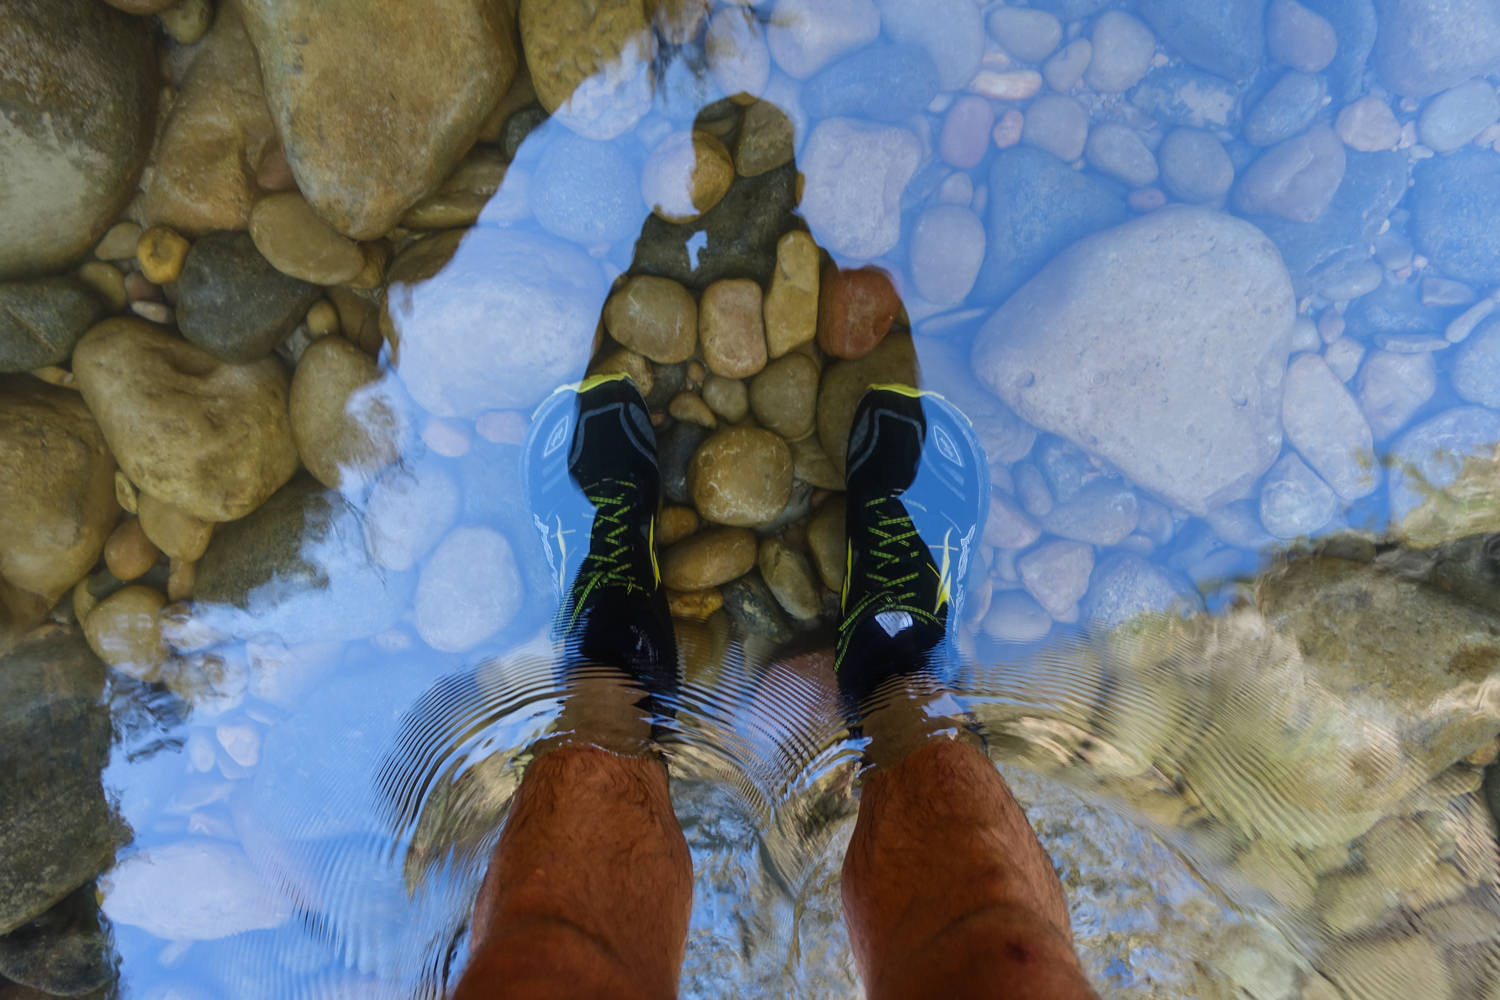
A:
[[3, 0, 1500, 998]]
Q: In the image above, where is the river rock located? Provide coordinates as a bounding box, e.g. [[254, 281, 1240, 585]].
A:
[[529, 132, 644, 244], [721, 572, 793, 642], [1019, 540, 1094, 620], [521, 0, 653, 139], [1234, 125, 1346, 222], [642, 130, 733, 225], [141, 6, 276, 235], [1417, 79, 1500, 153], [972, 207, 1295, 515], [1267, 0, 1337, 71], [764, 231, 820, 358], [386, 228, 604, 416], [734, 99, 796, 179], [818, 265, 900, 360], [414, 527, 523, 652], [604, 276, 697, 363], [877, 0, 984, 90], [660, 421, 713, 505], [1281, 354, 1376, 499], [81, 585, 168, 681], [758, 538, 822, 620], [749, 354, 819, 440], [1410, 151, 1500, 286], [0, 628, 119, 936], [1387, 407, 1500, 547], [689, 427, 794, 526], [988, 7, 1062, 62], [706, 6, 770, 100], [101, 840, 289, 940], [1082, 552, 1201, 626], [176, 231, 322, 363], [1021, 95, 1089, 162], [700, 279, 767, 378], [1356, 349, 1436, 438], [240, 0, 517, 238], [137, 493, 214, 563], [1334, 95, 1401, 151], [194, 476, 414, 642], [799, 119, 922, 261], [661, 526, 757, 590], [766, 0, 880, 79], [1158, 129, 1235, 203], [1372, 0, 1500, 97], [0, 884, 114, 997], [816, 332, 919, 476], [976, 147, 1128, 303], [0, 379, 118, 618], [1245, 71, 1326, 146], [249, 193, 366, 286], [1085, 11, 1155, 93], [1258, 452, 1337, 538], [0, 278, 103, 373], [73, 320, 298, 522], [289, 336, 406, 491], [362, 463, 461, 572], [0, 0, 155, 279], [1084, 124, 1158, 189], [801, 44, 940, 124], [909, 204, 987, 305], [1138, 0, 1266, 81]]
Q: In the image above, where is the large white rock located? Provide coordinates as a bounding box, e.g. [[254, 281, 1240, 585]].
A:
[[1280, 353, 1377, 500], [972, 206, 1295, 515], [798, 118, 921, 261], [100, 840, 290, 940]]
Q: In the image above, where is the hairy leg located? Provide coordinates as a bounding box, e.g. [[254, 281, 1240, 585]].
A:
[[842, 727, 1098, 1000], [455, 744, 692, 1000]]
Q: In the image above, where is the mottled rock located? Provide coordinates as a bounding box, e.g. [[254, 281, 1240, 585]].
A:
[[699, 279, 767, 378], [1084, 124, 1159, 188], [1021, 95, 1089, 162], [1356, 349, 1436, 438], [817, 265, 900, 360], [749, 354, 819, 440], [249, 193, 364, 286], [758, 537, 822, 619], [976, 147, 1128, 303], [1410, 151, 1500, 286], [0, 884, 114, 997], [1388, 407, 1500, 547], [101, 840, 289, 940], [642, 130, 734, 225], [702, 375, 750, 424], [659, 421, 712, 505], [81, 585, 168, 681], [387, 228, 603, 416], [909, 204, 987, 305], [660, 526, 756, 590], [605, 276, 697, 364], [802, 44, 940, 123], [1019, 540, 1094, 619], [816, 332, 919, 476], [766, 0, 880, 79], [1266, 0, 1337, 71], [1245, 71, 1325, 146], [1085, 11, 1155, 93], [876, 0, 984, 90], [73, 320, 297, 522], [1138, 0, 1267, 80], [0, 379, 118, 615], [1372, 0, 1500, 97], [987, 7, 1063, 63], [1158, 128, 1235, 203], [0, 0, 155, 278], [194, 477, 413, 642], [1130, 67, 1241, 130], [799, 119, 922, 260], [176, 231, 322, 363], [721, 572, 793, 641], [414, 527, 523, 652], [973, 207, 1295, 514], [1281, 354, 1376, 499], [0, 278, 103, 373], [289, 337, 405, 491], [763, 231, 820, 358], [706, 6, 770, 99], [1417, 79, 1500, 154], [1258, 452, 1337, 537], [1334, 95, 1400, 150], [733, 100, 796, 179], [689, 427, 794, 526], [1083, 552, 1202, 626], [241, 0, 518, 237]]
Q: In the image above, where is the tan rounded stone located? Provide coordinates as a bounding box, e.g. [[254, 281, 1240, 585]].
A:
[[72, 318, 299, 522], [688, 426, 793, 526], [790, 434, 843, 490], [764, 230, 820, 358], [114, 469, 139, 514], [702, 375, 749, 422], [167, 557, 197, 602], [306, 300, 340, 339], [289, 335, 406, 491], [758, 537, 822, 619], [136, 226, 191, 285], [656, 506, 699, 548], [249, 192, 365, 285], [588, 348, 654, 399], [83, 585, 168, 681], [807, 499, 846, 592], [668, 587, 724, 620], [643, 130, 735, 224], [72, 576, 98, 626], [660, 526, 756, 590], [137, 492, 214, 562], [519, 0, 655, 140], [159, 0, 213, 44], [96, 222, 143, 261], [603, 275, 697, 363], [104, 518, 160, 581], [749, 353, 819, 440], [735, 99, 796, 177], [669, 393, 717, 428], [700, 279, 767, 378], [77, 261, 127, 312]]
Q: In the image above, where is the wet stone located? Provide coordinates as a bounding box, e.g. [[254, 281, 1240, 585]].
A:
[[721, 572, 793, 642], [758, 538, 822, 620], [1334, 95, 1400, 151], [706, 7, 770, 100], [1452, 316, 1500, 408], [1042, 39, 1092, 93], [982, 591, 1052, 642], [688, 427, 793, 527], [876, 0, 984, 91], [1245, 71, 1326, 146], [1282, 354, 1377, 500], [807, 500, 846, 593], [940, 96, 996, 170], [0, 884, 114, 997], [1258, 452, 1337, 538], [987, 7, 1063, 63], [1266, 0, 1337, 72], [700, 279, 767, 378], [701, 375, 749, 424], [1021, 95, 1089, 162], [766, 0, 880, 79], [1131, 68, 1240, 131], [500, 103, 549, 161], [909, 204, 987, 306], [1157, 128, 1235, 203], [818, 265, 900, 361], [0, 277, 103, 373], [1019, 540, 1093, 620], [816, 333, 918, 477], [1373, 0, 1500, 98], [1356, 349, 1436, 439], [528, 132, 642, 245], [1411, 151, 1500, 286], [750, 354, 819, 441], [643, 130, 734, 226], [605, 276, 697, 364], [661, 526, 756, 591], [1082, 552, 1202, 627], [646, 361, 688, 411], [1417, 79, 1500, 154], [659, 421, 713, 505], [1234, 125, 1346, 222], [176, 231, 322, 363], [1041, 481, 1141, 546], [1343, 276, 1441, 337], [249, 193, 364, 286], [1084, 124, 1159, 188], [800, 119, 922, 261], [734, 100, 795, 179], [1138, 0, 1266, 81], [289, 336, 406, 492], [100, 839, 289, 941], [415, 527, 523, 652], [1084, 11, 1155, 93], [764, 231, 820, 359], [801, 44, 940, 124]]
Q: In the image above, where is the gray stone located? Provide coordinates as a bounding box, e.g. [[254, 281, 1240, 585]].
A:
[[1138, 0, 1267, 81], [1084, 11, 1155, 93], [362, 463, 461, 572], [1041, 481, 1141, 546], [1417, 79, 1500, 154], [1452, 317, 1500, 409], [1355, 349, 1436, 439], [1084, 124, 1159, 187], [722, 572, 793, 643], [1043, 39, 1093, 92], [1411, 151, 1500, 286], [414, 526, 524, 653], [973, 207, 1295, 515], [1019, 540, 1094, 620], [1373, 0, 1500, 97], [766, 0, 880, 79], [1158, 128, 1235, 203], [1281, 353, 1377, 499], [194, 476, 414, 643], [987, 7, 1063, 63], [1021, 95, 1089, 162], [633, 161, 798, 290], [1300, 0, 1378, 103], [1388, 406, 1500, 545], [177, 231, 322, 363], [527, 132, 643, 246], [982, 591, 1053, 643], [0, 627, 121, 935], [660, 420, 713, 505], [1234, 125, 1346, 222], [1335, 95, 1401, 150], [801, 44, 940, 123], [799, 119, 921, 260], [908, 204, 986, 306], [0, 885, 114, 997], [1245, 71, 1326, 146], [100, 839, 290, 940], [0, 0, 156, 278], [1258, 452, 1337, 538], [916, 341, 1038, 464], [1131, 68, 1241, 130], [975, 147, 1129, 303], [1082, 552, 1202, 627], [875, 0, 985, 90], [1343, 278, 1442, 338], [0, 278, 103, 373], [387, 227, 604, 415], [1266, 0, 1337, 72]]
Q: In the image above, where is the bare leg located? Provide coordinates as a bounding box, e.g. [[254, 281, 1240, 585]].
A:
[[841, 691, 1098, 1000], [455, 679, 692, 1000]]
